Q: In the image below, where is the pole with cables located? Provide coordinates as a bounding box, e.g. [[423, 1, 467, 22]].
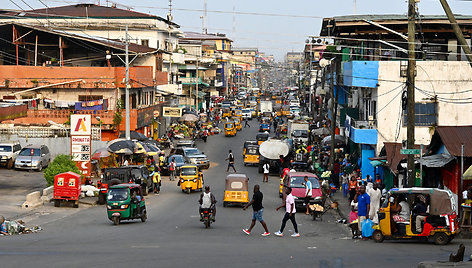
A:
[[125, 24, 130, 140], [406, 0, 416, 187]]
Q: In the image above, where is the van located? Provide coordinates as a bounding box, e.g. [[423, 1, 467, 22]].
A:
[[0, 141, 21, 169]]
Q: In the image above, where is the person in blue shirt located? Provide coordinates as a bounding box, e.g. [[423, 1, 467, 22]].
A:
[[355, 185, 370, 239], [0, 216, 7, 235], [303, 176, 313, 215]]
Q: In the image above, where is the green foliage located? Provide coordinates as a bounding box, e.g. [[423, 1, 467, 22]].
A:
[[43, 154, 81, 186], [113, 99, 123, 129]]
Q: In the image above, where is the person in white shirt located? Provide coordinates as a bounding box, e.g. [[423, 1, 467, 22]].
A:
[[367, 183, 382, 223], [275, 187, 299, 237], [262, 162, 270, 183]]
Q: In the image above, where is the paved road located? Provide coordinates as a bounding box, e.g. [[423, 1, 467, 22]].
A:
[[0, 119, 470, 268]]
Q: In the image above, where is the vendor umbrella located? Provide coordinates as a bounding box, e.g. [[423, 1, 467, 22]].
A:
[[107, 139, 137, 154], [179, 113, 199, 122], [312, 127, 330, 136], [321, 135, 346, 147], [118, 131, 148, 141], [92, 147, 110, 160]]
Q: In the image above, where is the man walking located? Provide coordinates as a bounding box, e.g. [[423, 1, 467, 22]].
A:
[[355, 185, 370, 239], [242, 185, 270, 236], [262, 162, 270, 182], [275, 187, 300, 237], [226, 150, 236, 172], [303, 176, 312, 215], [169, 158, 176, 181], [244, 118, 250, 128]]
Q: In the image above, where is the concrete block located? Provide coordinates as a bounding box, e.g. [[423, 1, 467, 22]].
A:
[[22, 191, 43, 209], [41, 186, 54, 203]]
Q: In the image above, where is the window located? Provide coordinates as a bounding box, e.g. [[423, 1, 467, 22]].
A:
[[78, 95, 103, 102], [141, 39, 149, 47], [69, 179, 75, 186], [404, 102, 437, 126]]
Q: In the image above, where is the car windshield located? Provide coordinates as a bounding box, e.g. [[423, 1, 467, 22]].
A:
[[169, 155, 184, 163], [289, 176, 320, 189], [19, 148, 40, 156], [185, 148, 201, 156], [107, 188, 129, 201], [0, 145, 12, 152], [292, 130, 308, 138], [181, 167, 197, 176]]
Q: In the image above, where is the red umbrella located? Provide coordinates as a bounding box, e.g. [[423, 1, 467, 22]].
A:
[[92, 147, 111, 160]]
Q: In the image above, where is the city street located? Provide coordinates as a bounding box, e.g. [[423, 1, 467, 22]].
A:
[[1, 120, 470, 268]]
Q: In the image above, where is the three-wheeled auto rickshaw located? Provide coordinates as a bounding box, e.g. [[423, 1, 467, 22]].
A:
[[232, 117, 242, 131], [179, 164, 203, 194], [256, 132, 269, 146], [243, 140, 258, 155], [372, 188, 459, 245], [106, 183, 147, 225], [223, 174, 249, 207], [224, 122, 236, 137], [222, 108, 232, 118], [259, 117, 271, 132], [244, 145, 260, 166], [234, 109, 243, 118]]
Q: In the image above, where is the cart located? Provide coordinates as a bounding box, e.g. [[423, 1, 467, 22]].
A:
[[310, 201, 338, 221], [53, 171, 82, 208]]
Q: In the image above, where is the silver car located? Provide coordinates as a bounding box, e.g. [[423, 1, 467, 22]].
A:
[[15, 145, 51, 171]]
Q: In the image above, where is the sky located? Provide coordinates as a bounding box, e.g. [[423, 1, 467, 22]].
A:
[[3, 0, 472, 60]]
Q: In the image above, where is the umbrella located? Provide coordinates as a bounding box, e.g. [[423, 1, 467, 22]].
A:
[[370, 160, 384, 167], [259, 139, 290, 159], [92, 147, 110, 160], [321, 135, 346, 147], [179, 113, 199, 122], [312, 127, 330, 136], [134, 142, 148, 155], [107, 139, 137, 154], [118, 131, 148, 141]]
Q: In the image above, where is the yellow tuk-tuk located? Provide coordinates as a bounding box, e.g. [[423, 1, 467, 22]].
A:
[[223, 174, 249, 207], [224, 122, 236, 137], [234, 109, 243, 118], [243, 140, 258, 155], [244, 145, 260, 166], [256, 132, 269, 145], [179, 165, 203, 194], [275, 96, 283, 105], [223, 108, 232, 118], [372, 188, 459, 245], [282, 105, 290, 116], [232, 117, 242, 131]]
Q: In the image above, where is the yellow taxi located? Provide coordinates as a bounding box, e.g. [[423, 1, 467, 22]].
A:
[[224, 122, 237, 137]]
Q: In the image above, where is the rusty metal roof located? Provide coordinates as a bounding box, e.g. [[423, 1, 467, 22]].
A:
[[3, 4, 179, 27], [435, 126, 472, 157], [383, 142, 421, 175]]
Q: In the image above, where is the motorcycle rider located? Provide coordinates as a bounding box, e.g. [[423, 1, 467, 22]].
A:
[[199, 186, 216, 222]]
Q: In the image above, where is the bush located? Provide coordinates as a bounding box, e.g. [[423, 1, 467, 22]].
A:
[[44, 154, 81, 186]]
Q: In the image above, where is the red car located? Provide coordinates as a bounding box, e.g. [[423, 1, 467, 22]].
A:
[[281, 172, 322, 207]]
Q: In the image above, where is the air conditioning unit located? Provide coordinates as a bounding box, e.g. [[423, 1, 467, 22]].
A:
[[368, 115, 375, 127]]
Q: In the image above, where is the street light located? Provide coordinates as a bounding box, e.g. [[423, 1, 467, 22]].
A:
[[48, 120, 69, 155], [95, 116, 102, 142]]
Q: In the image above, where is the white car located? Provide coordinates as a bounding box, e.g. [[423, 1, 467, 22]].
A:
[[289, 100, 300, 107], [242, 109, 252, 120], [0, 141, 22, 169]]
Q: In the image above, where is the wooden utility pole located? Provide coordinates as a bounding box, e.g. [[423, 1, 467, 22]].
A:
[[439, 0, 472, 67], [406, 0, 416, 187], [329, 61, 336, 170]]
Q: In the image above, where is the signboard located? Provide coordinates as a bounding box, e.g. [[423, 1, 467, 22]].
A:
[[400, 149, 421, 155], [70, 114, 91, 178], [70, 114, 91, 136], [163, 107, 183, 117]]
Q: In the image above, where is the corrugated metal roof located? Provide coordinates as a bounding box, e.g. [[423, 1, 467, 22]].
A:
[[3, 4, 179, 27], [327, 14, 472, 23], [182, 32, 232, 42], [436, 126, 472, 157]]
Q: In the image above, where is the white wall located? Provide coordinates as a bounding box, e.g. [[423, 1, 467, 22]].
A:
[[375, 61, 472, 153]]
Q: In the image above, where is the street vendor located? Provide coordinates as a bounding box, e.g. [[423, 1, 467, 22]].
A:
[[0, 216, 7, 235]]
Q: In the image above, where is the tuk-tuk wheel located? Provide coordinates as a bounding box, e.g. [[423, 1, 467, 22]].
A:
[[112, 216, 120, 225], [186, 189, 191, 194], [433, 232, 449, 245], [223, 202, 227, 207], [141, 210, 147, 222], [54, 199, 60, 207], [372, 230, 384, 243]]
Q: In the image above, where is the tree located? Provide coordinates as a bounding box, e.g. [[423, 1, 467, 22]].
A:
[[43, 155, 81, 186]]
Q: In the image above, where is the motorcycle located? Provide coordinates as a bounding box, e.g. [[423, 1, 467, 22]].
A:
[[199, 205, 215, 228]]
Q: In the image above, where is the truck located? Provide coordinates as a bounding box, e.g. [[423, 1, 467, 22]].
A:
[[260, 100, 273, 116], [288, 120, 310, 144]]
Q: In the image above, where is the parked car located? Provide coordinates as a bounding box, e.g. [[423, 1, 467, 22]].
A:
[[175, 147, 210, 169], [172, 139, 195, 148], [161, 154, 186, 175], [14, 145, 51, 171], [0, 141, 21, 169]]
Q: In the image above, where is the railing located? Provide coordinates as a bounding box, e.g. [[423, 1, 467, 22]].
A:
[[0, 127, 101, 140], [352, 119, 376, 129]]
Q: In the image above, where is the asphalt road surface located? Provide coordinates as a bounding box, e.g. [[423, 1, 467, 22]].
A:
[[0, 120, 470, 268]]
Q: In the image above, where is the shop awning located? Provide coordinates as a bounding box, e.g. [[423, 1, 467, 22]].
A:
[[417, 149, 455, 168]]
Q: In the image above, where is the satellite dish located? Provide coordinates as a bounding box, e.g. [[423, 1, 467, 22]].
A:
[[319, 58, 330, 68], [317, 39, 322, 43]]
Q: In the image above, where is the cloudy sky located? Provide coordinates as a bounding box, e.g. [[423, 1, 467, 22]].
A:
[[4, 0, 472, 60]]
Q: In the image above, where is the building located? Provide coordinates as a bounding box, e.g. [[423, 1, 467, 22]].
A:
[[319, 14, 472, 187]]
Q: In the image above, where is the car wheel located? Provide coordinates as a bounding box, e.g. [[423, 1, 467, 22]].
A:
[[7, 159, 13, 169], [37, 164, 42, 172]]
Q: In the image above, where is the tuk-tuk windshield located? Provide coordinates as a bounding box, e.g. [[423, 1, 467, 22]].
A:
[[225, 123, 234, 128], [247, 147, 259, 155], [108, 188, 129, 201], [181, 167, 197, 176], [130, 169, 142, 179], [289, 176, 320, 189]]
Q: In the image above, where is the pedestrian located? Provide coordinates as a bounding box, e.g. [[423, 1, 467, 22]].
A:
[[169, 158, 176, 181], [242, 185, 270, 236], [275, 187, 300, 237], [341, 173, 349, 198], [263, 162, 270, 182], [0, 215, 7, 235], [303, 176, 312, 215], [226, 150, 236, 172], [367, 183, 382, 223], [348, 176, 357, 202], [355, 185, 370, 239], [244, 118, 250, 128]]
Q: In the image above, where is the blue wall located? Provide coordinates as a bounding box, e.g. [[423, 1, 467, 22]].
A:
[[343, 61, 379, 88], [350, 127, 378, 145], [361, 144, 375, 179]]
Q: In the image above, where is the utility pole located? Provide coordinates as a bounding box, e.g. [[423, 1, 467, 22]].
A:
[[406, 0, 416, 187], [168, 0, 173, 84], [125, 25, 130, 140], [439, 0, 472, 67], [196, 57, 199, 111], [329, 61, 336, 170]]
